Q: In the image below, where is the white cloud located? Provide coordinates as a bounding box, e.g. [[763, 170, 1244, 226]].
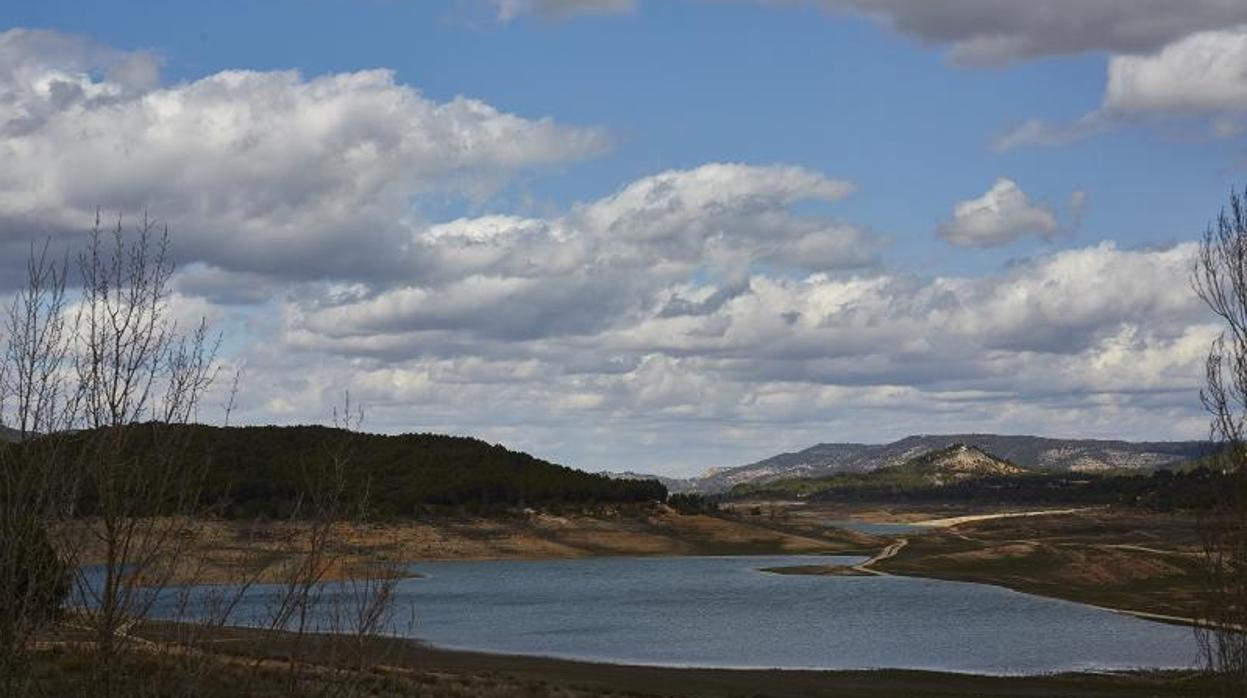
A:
[[937, 178, 1064, 247], [0, 27, 161, 93], [1102, 28, 1247, 115], [0, 29, 608, 285], [290, 163, 877, 344], [0, 29, 1216, 475], [488, 1, 1247, 65], [246, 240, 1208, 473], [828, 0, 1247, 66], [999, 27, 1247, 149]]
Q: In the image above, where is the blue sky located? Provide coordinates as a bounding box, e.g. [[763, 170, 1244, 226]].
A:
[[2, 1, 1246, 474], [13, 0, 1234, 266]]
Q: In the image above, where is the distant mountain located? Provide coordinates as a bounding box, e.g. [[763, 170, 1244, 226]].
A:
[[728, 443, 1031, 500], [603, 470, 701, 494], [686, 434, 1214, 493], [0, 425, 21, 443], [685, 443, 870, 492]]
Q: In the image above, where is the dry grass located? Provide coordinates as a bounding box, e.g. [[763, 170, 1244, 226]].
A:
[[717, 502, 1211, 621], [869, 507, 1209, 620]]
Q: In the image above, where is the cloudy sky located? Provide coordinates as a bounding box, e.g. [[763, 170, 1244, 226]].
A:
[[2, 2, 1243, 476]]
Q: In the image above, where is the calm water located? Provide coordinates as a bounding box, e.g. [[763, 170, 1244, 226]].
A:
[[392, 555, 1197, 674], [147, 554, 1200, 675]]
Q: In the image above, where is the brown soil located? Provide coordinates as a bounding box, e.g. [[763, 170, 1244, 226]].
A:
[[61, 505, 881, 585], [868, 507, 1209, 620], [722, 502, 1210, 621]]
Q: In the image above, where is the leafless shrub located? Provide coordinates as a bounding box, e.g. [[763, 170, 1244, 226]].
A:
[[248, 396, 405, 698], [3, 217, 405, 698], [1193, 186, 1247, 695], [57, 215, 222, 697], [0, 243, 76, 696]]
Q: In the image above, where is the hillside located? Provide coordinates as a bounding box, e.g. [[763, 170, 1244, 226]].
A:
[[0, 425, 19, 442], [729, 444, 1029, 500], [689, 443, 874, 492], [10, 424, 668, 517], [729, 448, 1228, 511], [883, 443, 1025, 483], [688, 434, 1212, 493]]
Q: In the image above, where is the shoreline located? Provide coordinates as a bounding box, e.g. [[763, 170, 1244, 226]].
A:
[[53, 504, 1216, 696], [399, 640, 1200, 678], [116, 622, 1212, 698], [76, 506, 1215, 635]]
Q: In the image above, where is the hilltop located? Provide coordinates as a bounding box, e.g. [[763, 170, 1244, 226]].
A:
[[679, 434, 1212, 493], [882, 443, 1025, 484]]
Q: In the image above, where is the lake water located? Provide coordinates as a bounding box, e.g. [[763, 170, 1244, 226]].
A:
[[146, 554, 1200, 675], [393, 555, 1197, 674]]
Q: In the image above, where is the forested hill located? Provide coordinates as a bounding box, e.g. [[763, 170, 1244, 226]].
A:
[[19, 424, 668, 518]]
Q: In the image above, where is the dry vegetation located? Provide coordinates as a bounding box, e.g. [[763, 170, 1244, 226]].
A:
[[752, 501, 1210, 621], [878, 509, 1207, 620]]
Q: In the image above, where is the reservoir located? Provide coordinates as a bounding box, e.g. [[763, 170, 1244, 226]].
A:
[[189, 554, 1199, 674], [125, 554, 1199, 675]]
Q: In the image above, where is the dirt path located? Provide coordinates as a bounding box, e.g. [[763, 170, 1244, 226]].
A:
[[847, 508, 1091, 576], [1099, 543, 1200, 558], [853, 537, 908, 575], [907, 507, 1098, 529]]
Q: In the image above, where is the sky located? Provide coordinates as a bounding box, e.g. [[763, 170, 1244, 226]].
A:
[[1, 1, 1245, 476]]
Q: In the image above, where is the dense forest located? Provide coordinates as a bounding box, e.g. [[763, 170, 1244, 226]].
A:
[[728, 467, 1232, 511], [6, 424, 668, 518]]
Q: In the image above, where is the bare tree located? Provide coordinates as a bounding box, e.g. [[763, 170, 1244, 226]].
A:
[[0, 243, 76, 696], [59, 214, 220, 698], [250, 395, 403, 698], [3, 217, 401, 697], [1193, 186, 1247, 694]]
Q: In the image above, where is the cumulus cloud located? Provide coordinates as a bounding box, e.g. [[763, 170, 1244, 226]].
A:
[[0, 27, 160, 93], [1102, 28, 1247, 115], [257, 240, 1209, 473], [488, 1, 1247, 65], [292, 236, 1200, 394], [825, 0, 1247, 66], [290, 163, 878, 345], [0, 29, 1215, 474], [999, 27, 1247, 149], [937, 178, 1077, 247], [0, 28, 608, 286]]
